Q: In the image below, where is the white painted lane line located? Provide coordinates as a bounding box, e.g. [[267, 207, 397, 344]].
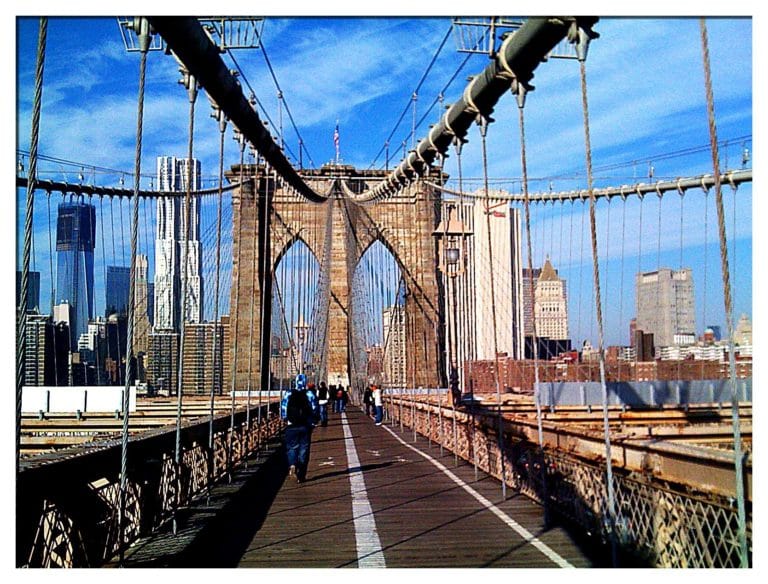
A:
[[381, 423, 574, 568], [341, 413, 386, 568]]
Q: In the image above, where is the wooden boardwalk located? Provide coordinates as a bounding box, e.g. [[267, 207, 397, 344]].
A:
[[121, 408, 607, 568]]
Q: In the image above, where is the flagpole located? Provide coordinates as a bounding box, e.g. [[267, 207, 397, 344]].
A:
[[334, 119, 340, 165]]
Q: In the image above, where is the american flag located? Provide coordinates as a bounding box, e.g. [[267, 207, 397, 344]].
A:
[[333, 123, 340, 151]]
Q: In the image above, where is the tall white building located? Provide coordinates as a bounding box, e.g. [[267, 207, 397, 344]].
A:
[[435, 197, 524, 388], [154, 156, 203, 331], [635, 267, 695, 347], [470, 194, 524, 360]]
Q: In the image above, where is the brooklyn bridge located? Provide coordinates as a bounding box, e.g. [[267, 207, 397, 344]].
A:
[[15, 16, 752, 568]]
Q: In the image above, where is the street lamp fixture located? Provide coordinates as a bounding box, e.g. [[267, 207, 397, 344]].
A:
[[433, 203, 472, 405]]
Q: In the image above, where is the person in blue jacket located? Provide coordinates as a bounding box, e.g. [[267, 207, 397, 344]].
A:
[[280, 374, 319, 483]]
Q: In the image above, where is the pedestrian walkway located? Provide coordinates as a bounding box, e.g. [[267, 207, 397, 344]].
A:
[[120, 408, 605, 568]]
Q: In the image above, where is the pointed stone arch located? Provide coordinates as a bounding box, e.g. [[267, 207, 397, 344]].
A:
[[228, 164, 446, 392]]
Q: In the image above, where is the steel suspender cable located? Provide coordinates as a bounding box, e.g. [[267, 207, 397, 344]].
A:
[[18, 16, 47, 473], [578, 43, 618, 566], [635, 194, 644, 368], [576, 199, 585, 373], [655, 192, 663, 342], [208, 108, 227, 488], [699, 18, 748, 567], [244, 171, 258, 458], [517, 95, 548, 522], [174, 68, 198, 531], [678, 191, 684, 380], [455, 140, 477, 479], [618, 199, 627, 380], [118, 17, 150, 565], [48, 194, 61, 384], [47, 194, 56, 314], [228, 132, 246, 443], [478, 116, 506, 499], [110, 197, 117, 268], [603, 198, 611, 350], [243, 161, 262, 472], [702, 190, 709, 342]]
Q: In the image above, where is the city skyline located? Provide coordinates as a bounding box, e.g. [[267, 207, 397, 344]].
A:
[[15, 16, 753, 350]]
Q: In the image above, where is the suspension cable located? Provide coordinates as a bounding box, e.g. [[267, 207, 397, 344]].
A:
[[478, 115, 506, 499], [117, 17, 150, 566], [699, 18, 748, 567], [578, 47, 618, 566], [174, 67, 198, 531], [618, 197, 627, 379], [517, 94, 549, 521], [249, 26, 315, 167], [208, 107, 227, 488], [369, 23, 453, 169], [17, 16, 47, 474]]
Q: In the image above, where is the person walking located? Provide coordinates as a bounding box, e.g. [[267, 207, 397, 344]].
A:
[[280, 374, 319, 483], [372, 385, 384, 426], [340, 386, 348, 413], [363, 385, 373, 417], [329, 384, 338, 413], [317, 381, 329, 427], [334, 385, 344, 413]]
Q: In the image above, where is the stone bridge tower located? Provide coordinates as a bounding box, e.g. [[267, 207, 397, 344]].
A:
[[227, 163, 445, 392]]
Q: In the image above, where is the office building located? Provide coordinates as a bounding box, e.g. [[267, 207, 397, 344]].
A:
[[16, 270, 40, 312], [532, 257, 569, 342], [523, 259, 569, 345], [382, 305, 406, 388], [154, 156, 203, 330], [470, 195, 524, 360], [148, 330, 180, 394], [134, 254, 152, 355], [734, 314, 752, 346], [635, 268, 695, 348], [105, 313, 127, 385], [55, 199, 96, 349], [106, 265, 131, 316], [24, 312, 55, 386], [181, 321, 227, 395]]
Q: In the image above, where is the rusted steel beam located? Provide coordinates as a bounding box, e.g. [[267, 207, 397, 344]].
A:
[[398, 398, 751, 501]]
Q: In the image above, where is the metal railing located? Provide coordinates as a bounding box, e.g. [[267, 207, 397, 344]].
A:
[[382, 390, 751, 567], [18, 400, 283, 567]]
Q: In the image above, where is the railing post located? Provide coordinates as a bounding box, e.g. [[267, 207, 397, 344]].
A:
[[438, 389, 444, 457], [427, 387, 432, 449], [452, 394, 458, 467]]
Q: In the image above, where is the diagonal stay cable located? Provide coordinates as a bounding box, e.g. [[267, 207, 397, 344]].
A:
[[148, 17, 325, 203], [368, 23, 454, 170], [251, 25, 316, 169], [223, 50, 303, 166]]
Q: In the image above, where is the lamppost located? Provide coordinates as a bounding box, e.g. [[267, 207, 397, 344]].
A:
[[433, 203, 471, 406]]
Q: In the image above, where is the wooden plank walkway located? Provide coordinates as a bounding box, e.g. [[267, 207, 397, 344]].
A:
[[120, 408, 609, 568]]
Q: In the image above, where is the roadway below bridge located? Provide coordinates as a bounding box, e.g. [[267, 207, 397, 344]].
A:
[[113, 408, 611, 568]]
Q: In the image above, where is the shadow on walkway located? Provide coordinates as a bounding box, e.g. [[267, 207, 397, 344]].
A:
[[122, 441, 287, 568]]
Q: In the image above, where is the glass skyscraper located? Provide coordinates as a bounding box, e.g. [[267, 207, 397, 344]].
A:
[[56, 199, 96, 349], [106, 265, 131, 316]]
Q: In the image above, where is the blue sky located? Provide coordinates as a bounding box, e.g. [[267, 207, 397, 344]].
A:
[[13, 13, 754, 348]]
